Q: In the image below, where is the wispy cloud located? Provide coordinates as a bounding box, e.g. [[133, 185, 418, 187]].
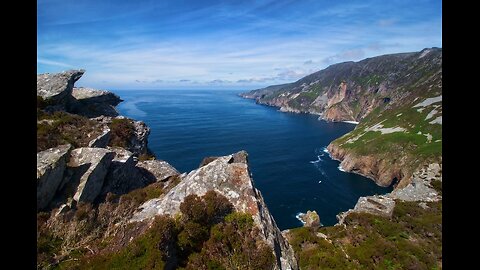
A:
[[37, 0, 442, 90]]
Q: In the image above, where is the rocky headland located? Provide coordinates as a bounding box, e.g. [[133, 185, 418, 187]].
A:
[[37, 70, 297, 269]]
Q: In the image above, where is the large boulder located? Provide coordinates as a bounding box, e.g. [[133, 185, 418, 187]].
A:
[[65, 148, 115, 203], [136, 160, 180, 184], [37, 144, 72, 210], [131, 151, 298, 270], [71, 87, 122, 117], [100, 147, 149, 196], [37, 69, 85, 110]]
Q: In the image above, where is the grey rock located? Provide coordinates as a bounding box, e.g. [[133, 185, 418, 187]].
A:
[[337, 195, 395, 225], [66, 148, 115, 203], [37, 70, 85, 110], [71, 87, 122, 117], [298, 210, 321, 228], [130, 152, 297, 270], [100, 147, 149, 196], [37, 144, 72, 210], [389, 163, 442, 202], [232, 150, 248, 164], [199, 156, 219, 167], [136, 160, 179, 183], [88, 126, 111, 148]]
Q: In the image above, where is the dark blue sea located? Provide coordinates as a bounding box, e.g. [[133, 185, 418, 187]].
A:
[[113, 89, 392, 230]]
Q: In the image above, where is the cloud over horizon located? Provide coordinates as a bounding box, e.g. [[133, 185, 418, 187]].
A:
[[37, 0, 442, 90]]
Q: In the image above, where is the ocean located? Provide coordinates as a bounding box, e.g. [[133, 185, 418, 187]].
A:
[[113, 89, 392, 229]]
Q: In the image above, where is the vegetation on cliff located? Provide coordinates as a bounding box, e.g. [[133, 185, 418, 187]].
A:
[[37, 109, 101, 152], [285, 200, 442, 269], [41, 191, 274, 270]]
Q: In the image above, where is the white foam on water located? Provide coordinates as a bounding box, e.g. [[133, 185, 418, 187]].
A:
[[295, 212, 306, 225], [338, 164, 346, 172]]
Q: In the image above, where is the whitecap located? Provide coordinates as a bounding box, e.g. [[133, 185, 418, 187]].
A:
[[338, 164, 346, 172], [295, 212, 306, 225]]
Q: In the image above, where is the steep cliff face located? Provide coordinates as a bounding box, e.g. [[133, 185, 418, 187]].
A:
[[132, 151, 297, 270], [37, 70, 297, 269], [242, 48, 442, 189], [240, 48, 441, 123]]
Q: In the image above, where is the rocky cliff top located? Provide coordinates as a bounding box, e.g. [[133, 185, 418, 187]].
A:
[[131, 151, 297, 269], [37, 69, 85, 100]]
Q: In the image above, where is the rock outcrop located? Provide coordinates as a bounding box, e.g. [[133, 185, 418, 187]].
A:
[[297, 210, 321, 228], [64, 147, 115, 203], [71, 87, 122, 117], [131, 152, 297, 270], [389, 163, 442, 202], [337, 195, 396, 225], [129, 119, 151, 155], [37, 69, 85, 102], [327, 143, 404, 187], [99, 147, 150, 196], [135, 160, 179, 183], [88, 126, 111, 148], [37, 144, 72, 210]]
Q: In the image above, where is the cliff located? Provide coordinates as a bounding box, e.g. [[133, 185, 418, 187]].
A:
[[240, 48, 441, 123], [241, 48, 442, 189], [37, 70, 297, 269]]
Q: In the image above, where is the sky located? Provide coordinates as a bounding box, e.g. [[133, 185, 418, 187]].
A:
[[37, 0, 442, 90]]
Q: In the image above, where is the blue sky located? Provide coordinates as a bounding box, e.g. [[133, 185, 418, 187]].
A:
[[37, 0, 442, 90]]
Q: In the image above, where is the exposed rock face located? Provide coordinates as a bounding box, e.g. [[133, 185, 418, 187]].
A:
[[327, 143, 404, 187], [71, 87, 122, 117], [131, 152, 297, 270], [136, 160, 179, 183], [337, 195, 396, 225], [65, 148, 115, 203], [37, 69, 85, 102], [88, 126, 111, 148], [100, 147, 148, 196], [240, 48, 441, 123], [389, 163, 442, 202], [37, 144, 72, 210], [129, 119, 151, 155], [298, 210, 321, 228]]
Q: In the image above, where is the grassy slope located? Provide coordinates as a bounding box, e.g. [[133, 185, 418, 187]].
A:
[[286, 200, 442, 270]]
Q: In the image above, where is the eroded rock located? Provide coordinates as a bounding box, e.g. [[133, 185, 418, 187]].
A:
[[337, 195, 395, 225], [298, 210, 321, 228], [131, 151, 297, 270], [37, 144, 72, 210], [136, 160, 179, 183], [66, 148, 115, 203], [71, 87, 122, 117]]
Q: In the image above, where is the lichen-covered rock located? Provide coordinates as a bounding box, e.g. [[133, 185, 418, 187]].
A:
[[130, 119, 150, 155], [131, 151, 297, 270], [65, 148, 115, 203], [298, 210, 321, 228], [337, 195, 395, 225], [136, 160, 179, 183], [389, 163, 442, 202], [88, 126, 111, 148], [99, 147, 149, 197], [71, 87, 122, 117], [37, 69, 85, 110], [37, 144, 72, 210]]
